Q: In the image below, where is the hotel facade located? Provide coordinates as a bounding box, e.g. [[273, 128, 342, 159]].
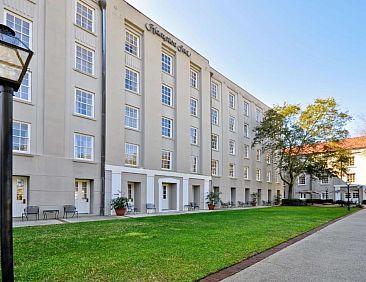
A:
[[3, 0, 282, 217]]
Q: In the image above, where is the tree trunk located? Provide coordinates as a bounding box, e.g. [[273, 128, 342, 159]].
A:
[[310, 174, 313, 200], [288, 183, 294, 199]]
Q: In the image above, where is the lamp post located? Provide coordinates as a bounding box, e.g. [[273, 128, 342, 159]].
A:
[[0, 24, 33, 281], [347, 182, 350, 212]]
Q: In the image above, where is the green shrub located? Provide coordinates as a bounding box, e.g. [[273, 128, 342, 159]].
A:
[[281, 199, 307, 206]]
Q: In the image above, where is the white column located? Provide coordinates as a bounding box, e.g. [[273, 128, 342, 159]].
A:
[[334, 185, 341, 201], [183, 178, 189, 208], [112, 173, 121, 199], [203, 179, 210, 209], [147, 174, 155, 208]]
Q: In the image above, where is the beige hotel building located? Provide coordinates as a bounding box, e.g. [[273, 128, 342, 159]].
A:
[[3, 0, 283, 217]]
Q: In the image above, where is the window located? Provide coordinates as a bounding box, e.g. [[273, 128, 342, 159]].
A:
[[298, 174, 306, 185], [162, 52, 172, 74], [190, 98, 198, 116], [229, 116, 236, 132], [243, 166, 249, 179], [229, 163, 235, 178], [161, 150, 172, 170], [190, 127, 198, 145], [161, 84, 173, 106], [13, 122, 30, 153], [125, 68, 139, 93], [347, 173, 355, 183], [190, 69, 198, 88], [211, 108, 219, 125], [125, 30, 139, 56], [162, 117, 173, 138], [321, 191, 329, 200], [244, 144, 249, 158], [256, 108, 263, 122], [211, 82, 218, 99], [299, 193, 306, 199], [243, 101, 250, 116], [244, 123, 249, 138], [191, 156, 198, 173], [275, 173, 280, 183], [163, 185, 167, 199], [348, 156, 355, 166], [75, 44, 94, 75], [256, 169, 261, 181], [229, 93, 236, 109], [128, 184, 133, 200], [125, 143, 139, 166], [211, 134, 219, 150], [267, 171, 272, 182], [14, 72, 31, 101], [211, 160, 218, 176], [266, 154, 271, 164], [76, 1, 94, 32], [5, 11, 31, 48], [320, 175, 329, 184], [75, 88, 94, 118], [229, 140, 236, 155], [125, 105, 139, 130], [256, 149, 261, 161], [74, 133, 94, 160], [352, 191, 359, 199]]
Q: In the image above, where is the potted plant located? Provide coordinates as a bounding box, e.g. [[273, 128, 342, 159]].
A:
[[250, 192, 258, 207], [111, 197, 128, 216], [206, 191, 221, 210], [274, 193, 282, 205]]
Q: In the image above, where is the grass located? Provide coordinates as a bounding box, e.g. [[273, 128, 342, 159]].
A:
[[12, 206, 355, 281]]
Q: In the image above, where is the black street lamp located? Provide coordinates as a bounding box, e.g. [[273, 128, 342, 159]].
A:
[[0, 24, 33, 281], [347, 182, 350, 212]]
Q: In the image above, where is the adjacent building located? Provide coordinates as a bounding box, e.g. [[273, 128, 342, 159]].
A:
[[289, 136, 366, 203], [4, 0, 282, 217]]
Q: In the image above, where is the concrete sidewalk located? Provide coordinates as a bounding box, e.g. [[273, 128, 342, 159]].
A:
[[223, 209, 366, 282]]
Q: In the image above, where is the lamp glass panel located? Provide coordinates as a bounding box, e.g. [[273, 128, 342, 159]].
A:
[[0, 43, 28, 83]]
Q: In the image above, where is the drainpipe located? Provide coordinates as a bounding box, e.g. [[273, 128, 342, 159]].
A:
[[99, 0, 106, 216]]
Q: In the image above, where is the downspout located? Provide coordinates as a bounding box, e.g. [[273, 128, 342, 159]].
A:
[[209, 72, 213, 191], [99, 0, 107, 216]]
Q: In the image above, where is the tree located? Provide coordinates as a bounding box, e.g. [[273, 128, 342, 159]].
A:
[[252, 98, 352, 199]]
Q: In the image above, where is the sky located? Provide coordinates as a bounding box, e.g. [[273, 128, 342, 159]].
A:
[[126, 0, 366, 136]]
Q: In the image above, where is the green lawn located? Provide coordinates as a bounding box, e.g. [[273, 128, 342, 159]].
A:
[[13, 207, 354, 281]]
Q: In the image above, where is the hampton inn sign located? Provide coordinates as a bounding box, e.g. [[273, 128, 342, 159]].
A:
[[145, 23, 191, 57]]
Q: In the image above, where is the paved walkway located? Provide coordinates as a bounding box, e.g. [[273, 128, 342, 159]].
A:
[[223, 209, 366, 282], [13, 206, 269, 228]]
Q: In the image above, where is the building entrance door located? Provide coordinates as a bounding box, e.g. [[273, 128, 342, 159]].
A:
[[162, 184, 169, 210], [75, 180, 90, 214], [12, 176, 27, 217]]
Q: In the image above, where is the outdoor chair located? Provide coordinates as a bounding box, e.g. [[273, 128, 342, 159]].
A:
[[146, 203, 156, 214], [230, 201, 236, 208], [220, 201, 229, 208], [237, 201, 244, 207], [245, 201, 250, 207], [191, 202, 200, 210], [22, 206, 40, 221], [63, 205, 79, 218], [127, 203, 138, 214]]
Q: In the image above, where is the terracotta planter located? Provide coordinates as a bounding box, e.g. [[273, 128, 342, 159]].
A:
[[208, 204, 215, 210], [115, 207, 127, 216], [251, 202, 257, 207]]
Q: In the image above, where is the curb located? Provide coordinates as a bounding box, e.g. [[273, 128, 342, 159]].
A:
[[199, 209, 360, 282]]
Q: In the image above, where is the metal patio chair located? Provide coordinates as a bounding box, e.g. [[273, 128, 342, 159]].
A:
[[146, 203, 156, 214], [63, 205, 79, 218], [127, 203, 138, 214], [22, 206, 40, 221]]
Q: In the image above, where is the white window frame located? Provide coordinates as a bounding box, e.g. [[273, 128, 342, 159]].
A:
[[161, 150, 172, 170], [256, 108, 263, 122], [229, 116, 236, 132], [243, 101, 250, 116], [243, 166, 249, 180], [298, 174, 306, 185], [211, 108, 219, 125], [244, 123, 250, 138], [267, 171, 272, 183], [244, 144, 249, 159], [190, 98, 198, 116], [12, 121, 30, 153], [125, 67, 139, 93], [229, 140, 236, 155], [190, 127, 198, 145], [347, 173, 355, 183], [191, 156, 198, 173], [162, 52, 173, 74], [229, 163, 236, 178], [75, 1, 95, 32], [5, 10, 32, 49], [256, 149, 261, 162], [229, 93, 236, 109], [211, 82, 218, 99], [161, 117, 173, 138], [74, 88, 95, 118], [125, 105, 139, 130], [74, 133, 94, 161], [211, 134, 219, 151], [320, 175, 329, 184], [190, 69, 198, 88], [124, 143, 139, 166], [125, 29, 140, 57], [161, 84, 173, 106], [256, 169, 261, 181], [75, 43, 95, 75], [266, 154, 271, 164], [348, 156, 355, 166], [211, 160, 219, 176], [14, 71, 31, 102]]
